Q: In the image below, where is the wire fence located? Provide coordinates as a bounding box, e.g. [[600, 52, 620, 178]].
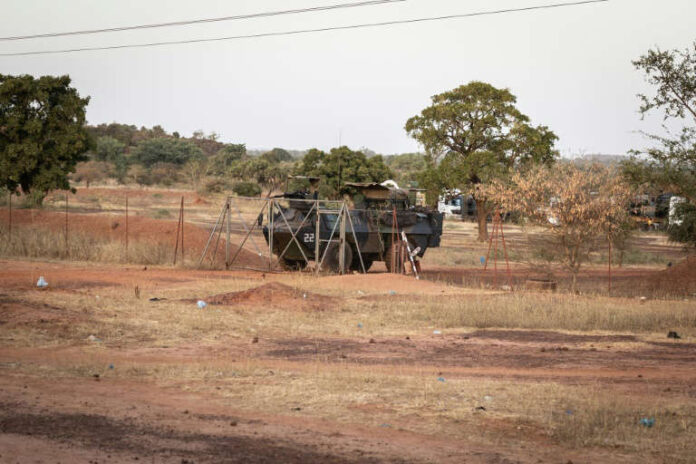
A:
[[0, 187, 522, 273]]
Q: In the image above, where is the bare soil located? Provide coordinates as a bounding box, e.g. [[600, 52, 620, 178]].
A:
[[0, 259, 694, 463], [199, 282, 338, 311]]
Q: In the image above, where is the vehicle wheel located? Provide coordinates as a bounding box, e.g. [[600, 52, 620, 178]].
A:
[[384, 241, 406, 274], [279, 257, 308, 271], [322, 241, 353, 273]]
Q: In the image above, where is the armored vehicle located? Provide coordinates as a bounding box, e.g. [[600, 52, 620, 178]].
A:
[[262, 181, 443, 273]]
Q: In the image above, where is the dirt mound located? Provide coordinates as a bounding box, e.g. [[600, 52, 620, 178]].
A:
[[0, 208, 265, 268], [203, 282, 337, 311], [644, 255, 696, 296]]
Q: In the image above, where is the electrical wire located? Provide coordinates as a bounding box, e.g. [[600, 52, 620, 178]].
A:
[[0, 0, 609, 57], [0, 0, 406, 41]]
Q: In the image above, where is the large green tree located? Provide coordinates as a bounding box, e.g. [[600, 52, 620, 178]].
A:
[[1, 74, 90, 202], [405, 81, 558, 241], [623, 41, 696, 245], [210, 143, 247, 176], [132, 137, 203, 167], [296, 146, 392, 199]]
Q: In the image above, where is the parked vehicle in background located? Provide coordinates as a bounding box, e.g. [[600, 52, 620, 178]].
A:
[[263, 181, 443, 273]]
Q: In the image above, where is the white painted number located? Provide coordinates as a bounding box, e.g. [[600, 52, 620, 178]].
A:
[[303, 233, 315, 243]]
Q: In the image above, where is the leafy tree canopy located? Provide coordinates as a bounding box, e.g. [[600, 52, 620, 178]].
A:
[[233, 157, 290, 194], [132, 137, 203, 167], [405, 81, 558, 240], [295, 146, 392, 199], [623, 41, 696, 245], [383, 152, 426, 187], [94, 136, 125, 162], [211, 143, 247, 175], [261, 147, 293, 164], [1, 74, 90, 199]]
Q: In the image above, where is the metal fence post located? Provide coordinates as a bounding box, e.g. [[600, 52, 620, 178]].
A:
[[268, 199, 274, 271], [65, 194, 69, 257], [125, 194, 129, 261], [339, 204, 346, 274], [225, 198, 231, 269], [315, 200, 320, 274], [8, 192, 12, 242]]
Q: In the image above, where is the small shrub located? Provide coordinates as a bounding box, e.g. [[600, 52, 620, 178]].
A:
[[232, 181, 262, 197], [152, 209, 171, 219], [201, 177, 229, 194]]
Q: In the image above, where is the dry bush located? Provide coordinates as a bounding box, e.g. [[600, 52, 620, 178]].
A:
[[487, 164, 633, 291]]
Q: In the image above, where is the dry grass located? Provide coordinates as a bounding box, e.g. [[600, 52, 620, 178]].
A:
[[6, 356, 694, 462], [2, 267, 695, 462], [0, 224, 171, 265]]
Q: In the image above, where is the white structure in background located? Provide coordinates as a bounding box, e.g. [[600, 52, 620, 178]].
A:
[[438, 189, 462, 218], [380, 179, 400, 189], [669, 196, 687, 226]]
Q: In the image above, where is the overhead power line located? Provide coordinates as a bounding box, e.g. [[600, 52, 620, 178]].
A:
[[0, 0, 609, 57], [0, 0, 406, 41]]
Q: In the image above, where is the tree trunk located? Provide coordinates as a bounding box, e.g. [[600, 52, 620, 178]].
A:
[[476, 204, 489, 242]]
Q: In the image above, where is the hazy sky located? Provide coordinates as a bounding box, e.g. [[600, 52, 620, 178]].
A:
[[1, 0, 695, 156]]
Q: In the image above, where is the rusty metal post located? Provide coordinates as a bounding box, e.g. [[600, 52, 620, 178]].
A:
[[498, 210, 513, 291], [608, 238, 612, 294], [173, 197, 183, 265], [268, 198, 274, 271], [8, 192, 12, 241], [181, 196, 184, 262], [125, 194, 129, 261], [225, 198, 231, 269], [65, 194, 69, 257]]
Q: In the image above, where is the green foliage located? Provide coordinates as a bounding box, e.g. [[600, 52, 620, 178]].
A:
[[623, 41, 696, 246], [233, 157, 291, 193], [132, 137, 203, 167], [295, 146, 392, 199], [152, 208, 171, 219], [261, 147, 293, 164], [0, 74, 90, 201], [94, 136, 125, 162], [668, 202, 696, 247], [94, 136, 128, 182], [405, 82, 557, 184], [383, 152, 426, 187], [232, 181, 262, 197], [405, 82, 558, 239], [211, 143, 246, 175]]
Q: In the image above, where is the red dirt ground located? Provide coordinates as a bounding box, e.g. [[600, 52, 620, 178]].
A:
[[0, 259, 694, 462]]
